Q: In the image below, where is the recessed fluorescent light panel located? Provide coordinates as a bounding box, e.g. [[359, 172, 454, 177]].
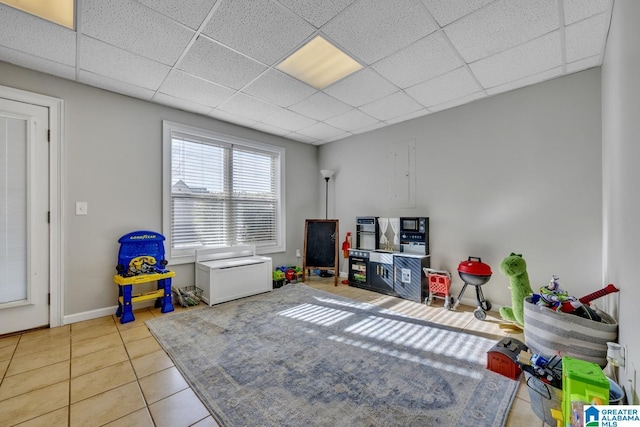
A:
[[1, 0, 74, 29], [277, 36, 363, 90]]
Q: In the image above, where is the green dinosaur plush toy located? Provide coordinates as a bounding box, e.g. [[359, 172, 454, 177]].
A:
[[499, 253, 533, 327]]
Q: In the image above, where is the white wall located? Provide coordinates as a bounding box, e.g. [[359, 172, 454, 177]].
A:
[[319, 69, 603, 309], [0, 61, 319, 317], [602, 0, 640, 405]]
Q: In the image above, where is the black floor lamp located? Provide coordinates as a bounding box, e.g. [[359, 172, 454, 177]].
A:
[[320, 169, 334, 219]]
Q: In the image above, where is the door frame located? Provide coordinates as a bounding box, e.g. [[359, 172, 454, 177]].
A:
[[0, 84, 64, 329]]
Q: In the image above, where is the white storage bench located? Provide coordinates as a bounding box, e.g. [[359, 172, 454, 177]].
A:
[[195, 245, 272, 306]]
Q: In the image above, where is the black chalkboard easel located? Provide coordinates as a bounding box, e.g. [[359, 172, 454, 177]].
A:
[[302, 219, 339, 286]]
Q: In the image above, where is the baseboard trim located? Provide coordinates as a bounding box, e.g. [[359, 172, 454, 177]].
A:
[[63, 300, 158, 325]]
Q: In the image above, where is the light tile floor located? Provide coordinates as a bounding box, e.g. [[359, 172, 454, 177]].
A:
[[0, 277, 546, 426]]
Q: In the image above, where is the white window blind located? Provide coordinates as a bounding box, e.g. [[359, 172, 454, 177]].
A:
[[163, 122, 285, 261]]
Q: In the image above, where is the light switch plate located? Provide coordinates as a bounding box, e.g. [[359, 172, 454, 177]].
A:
[[76, 201, 88, 215]]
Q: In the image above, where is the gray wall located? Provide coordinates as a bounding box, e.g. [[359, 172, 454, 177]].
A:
[[320, 69, 603, 309], [602, 0, 639, 405], [0, 61, 319, 316]]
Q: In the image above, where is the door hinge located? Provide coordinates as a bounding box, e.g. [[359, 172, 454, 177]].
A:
[[47, 211, 50, 223], [47, 129, 50, 142], [48, 293, 51, 305]]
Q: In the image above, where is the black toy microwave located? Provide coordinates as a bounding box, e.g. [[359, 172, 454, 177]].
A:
[[400, 217, 427, 233]]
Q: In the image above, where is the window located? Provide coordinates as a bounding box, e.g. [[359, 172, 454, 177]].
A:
[[163, 121, 285, 263]]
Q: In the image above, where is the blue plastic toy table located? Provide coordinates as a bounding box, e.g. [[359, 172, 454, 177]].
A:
[[114, 231, 174, 323]]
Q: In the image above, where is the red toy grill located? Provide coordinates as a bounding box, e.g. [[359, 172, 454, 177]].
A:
[[453, 256, 492, 320]]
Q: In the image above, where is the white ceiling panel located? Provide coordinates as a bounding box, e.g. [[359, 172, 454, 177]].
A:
[[296, 122, 345, 140], [288, 92, 352, 121], [81, 0, 195, 66], [0, 5, 75, 66], [420, 0, 494, 27], [359, 91, 423, 121], [406, 67, 482, 108], [0, 0, 613, 145], [242, 69, 317, 107], [428, 91, 485, 112], [135, 0, 218, 30], [372, 32, 463, 89], [566, 56, 601, 74], [203, 0, 315, 65], [385, 109, 432, 125], [178, 36, 267, 90], [324, 109, 379, 132], [158, 70, 235, 108], [0, 45, 76, 80], [79, 36, 171, 90], [216, 92, 283, 122], [153, 93, 213, 116], [323, 68, 398, 107], [470, 32, 561, 89], [278, 0, 356, 27], [565, 13, 610, 63], [209, 109, 259, 128], [78, 70, 155, 100], [563, 0, 611, 25], [261, 109, 317, 131], [445, 0, 558, 63], [486, 67, 562, 96], [322, 0, 438, 64]]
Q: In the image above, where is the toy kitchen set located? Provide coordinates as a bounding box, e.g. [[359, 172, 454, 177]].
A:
[[348, 216, 430, 303]]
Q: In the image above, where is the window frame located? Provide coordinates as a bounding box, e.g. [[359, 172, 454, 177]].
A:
[[162, 120, 286, 264]]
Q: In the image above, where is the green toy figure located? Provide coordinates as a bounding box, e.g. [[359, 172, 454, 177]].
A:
[[499, 253, 533, 328]]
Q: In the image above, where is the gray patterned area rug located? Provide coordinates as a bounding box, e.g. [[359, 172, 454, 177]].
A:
[[146, 284, 517, 427]]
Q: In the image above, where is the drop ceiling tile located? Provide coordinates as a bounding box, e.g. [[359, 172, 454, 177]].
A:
[[0, 5, 76, 66], [563, 0, 611, 25], [428, 91, 485, 112], [358, 91, 423, 121], [485, 67, 562, 96], [79, 36, 171, 90], [0, 46, 76, 80], [178, 36, 267, 90], [295, 122, 344, 140], [78, 70, 156, 100], [372, 32, 463, 89], [385, 108, 431, 125], [405, 67, 482, 108], [209, 109, 259, 128], [565, 13, 609, 63], [323, 68, 397, 107], [352, 121, 387, 134], [469, 31, 561, 89], [420, 0, 495, 27], [324, 109, 379, 132], [285, 133, 319, 144], [261, 109, 317, 131], [153, 93, 213, 115], [444, 0, 558, 63], [202, 0, 315, 65], [252, 122, 291, 137], [158, 70, 235, 108], [242, 69, 317, 107], [135, 0, 218, 29], [82, 0, 194, 65], [323, 0, 438, 64], [566, 55, 600, 74], [323, 131, 353, 143], [278, 0, 356, 27], [217, 93, 283, 122], [288, 92, 352, 121]]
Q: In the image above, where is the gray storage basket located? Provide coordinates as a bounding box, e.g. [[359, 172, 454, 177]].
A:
[[523, 296, 618, 367]]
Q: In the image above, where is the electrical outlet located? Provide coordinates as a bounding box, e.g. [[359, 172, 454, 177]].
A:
[[75, 201, 88, 215], [296, 249, 301, 257]]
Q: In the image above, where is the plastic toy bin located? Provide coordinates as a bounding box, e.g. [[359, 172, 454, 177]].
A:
[[562, 356, 609, 427]]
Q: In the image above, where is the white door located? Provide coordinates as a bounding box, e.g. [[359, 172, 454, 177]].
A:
[[0, 98, 49, 334]]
